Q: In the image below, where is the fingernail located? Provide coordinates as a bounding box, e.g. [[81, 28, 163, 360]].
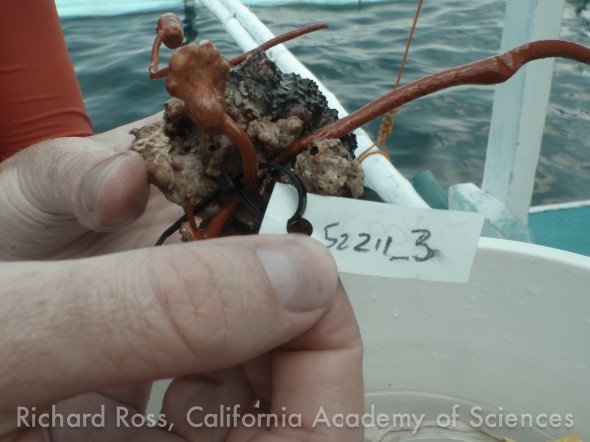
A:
[[256, 237, 339, 311], [82, 153, 132, 210]]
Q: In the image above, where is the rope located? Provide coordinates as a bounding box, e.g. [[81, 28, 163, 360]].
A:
[[356, 145, 391, 164], [360, 0, 423, 164]]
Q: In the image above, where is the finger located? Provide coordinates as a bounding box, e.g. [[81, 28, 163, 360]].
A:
[[12, 138, 149, 231], [59, 113, 163, 229], [161, 368, 255, 441], [0, 142, 149, 259], [155, 354, 271, 441], [252, 283, 364, 441], [75, 190, 185, 256], [157, 284, 363, 442], [40, 393, 184, 442], [100, 382, 153, 413], [0, 114, 163, 256], [0, 235, 339, 415]]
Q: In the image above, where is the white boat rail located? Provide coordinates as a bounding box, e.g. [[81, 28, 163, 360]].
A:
[[199, 0, 429, 208], [55, 0, 429, 207]]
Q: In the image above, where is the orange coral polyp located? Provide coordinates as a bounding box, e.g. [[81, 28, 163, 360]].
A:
[[165, 42, 230, 135]]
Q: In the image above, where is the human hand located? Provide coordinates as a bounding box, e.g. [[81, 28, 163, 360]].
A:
[[0, 117, 364, 440], [0, 114, 183, 260], [0, 235, 363, 441]]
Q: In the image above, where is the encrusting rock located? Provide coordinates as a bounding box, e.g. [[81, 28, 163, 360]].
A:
[[132, 50, 363, 232]]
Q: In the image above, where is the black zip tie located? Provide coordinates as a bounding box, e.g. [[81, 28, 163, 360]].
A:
[[236, 188, 264, 221], [155, 171, 245, 245], [218, 172, 264, 221], [155, 185, 222, 246], [155, 164, 308, 245], [259, 162, 307, 226], [217, 164, 307, 226]]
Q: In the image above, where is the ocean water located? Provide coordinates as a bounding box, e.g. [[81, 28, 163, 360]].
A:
[[61, 0, 590, 206]]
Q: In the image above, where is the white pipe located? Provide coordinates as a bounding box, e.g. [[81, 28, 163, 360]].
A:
[[199, 0, 428, 207]]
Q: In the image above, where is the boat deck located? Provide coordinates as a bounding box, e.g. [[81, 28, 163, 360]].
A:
[[529, 201, 590, 257]]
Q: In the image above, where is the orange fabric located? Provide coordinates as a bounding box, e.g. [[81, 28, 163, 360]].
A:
[[0, 0, 94, 161]]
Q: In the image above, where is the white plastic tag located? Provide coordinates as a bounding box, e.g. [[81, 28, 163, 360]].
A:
[[259, 183, 484, 283]]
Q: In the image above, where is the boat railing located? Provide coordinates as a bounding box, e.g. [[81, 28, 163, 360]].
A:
[[202, 0, 430, 209]]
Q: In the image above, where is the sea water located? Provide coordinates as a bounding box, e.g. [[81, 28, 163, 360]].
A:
[[61, 0, 590, 206]]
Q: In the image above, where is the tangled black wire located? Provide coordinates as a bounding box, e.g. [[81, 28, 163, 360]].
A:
[[155, 162, 308, 246]]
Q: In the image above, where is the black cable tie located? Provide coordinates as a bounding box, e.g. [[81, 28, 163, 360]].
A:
[[217, 171, 240, 194], [259, 162, 307, 226], [155, 164, 308, 245], [236, 189, 264, 221], [155, 185, 223, 246]]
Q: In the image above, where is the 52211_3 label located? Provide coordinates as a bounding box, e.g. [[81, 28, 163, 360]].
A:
[[322, 223, 436, 263], [259, 184, 484, 283]]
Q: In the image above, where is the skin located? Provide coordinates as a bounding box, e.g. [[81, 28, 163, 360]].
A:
[[0, 117, 364, 441]]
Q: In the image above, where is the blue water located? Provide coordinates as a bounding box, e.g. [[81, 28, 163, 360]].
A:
[[61, 0, 590, 206]]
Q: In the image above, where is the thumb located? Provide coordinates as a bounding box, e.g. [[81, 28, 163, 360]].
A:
[[15, 137, 149, 231], [75, 149, 149, 231], [0, 235, 339, 411], [0, 137, 150, 258]]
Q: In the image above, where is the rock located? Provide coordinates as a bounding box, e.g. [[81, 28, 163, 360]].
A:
[[132, 50, 363, 232]]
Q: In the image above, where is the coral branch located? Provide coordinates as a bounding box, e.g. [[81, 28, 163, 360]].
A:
[[202, 196, 240, 238], [229, 23, 329, 66], [274, 40, 590, 163], [220, 115, 258, 189], [150, 13, 185, 78]]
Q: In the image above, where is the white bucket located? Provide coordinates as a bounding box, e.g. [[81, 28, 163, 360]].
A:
[[342, 237, 590, 442]]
